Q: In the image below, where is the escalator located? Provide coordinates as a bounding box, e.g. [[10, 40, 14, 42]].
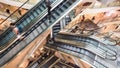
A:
[[46, 41, 108, 68], [0, 0, 83, 67], [65, 62, 80, 68], [0, 0, 63, 50], [52, 16, 71, 37], [28, 48, 55, 68], [52, 22, 61, 37], [53, 61, 78, 68], [38, 55, 59, 68], [53, 62, 74, 68], [55, 33, 117, 60], [29, 47, 79, 68]]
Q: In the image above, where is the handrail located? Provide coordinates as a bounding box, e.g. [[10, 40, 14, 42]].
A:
[[0, 0, 29, 25]]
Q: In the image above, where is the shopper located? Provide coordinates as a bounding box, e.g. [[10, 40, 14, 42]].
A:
[[10, 23, 23, 40], [18, 9, 22, 16], [45, 0, 51, 22], [6, 8, 10, 14]]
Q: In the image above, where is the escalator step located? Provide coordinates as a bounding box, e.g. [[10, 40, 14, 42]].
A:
[[63, 5, 68, 9], [33, 11, 38, 17], [41, 56, 58, 68], [53, 27, 60, 29], [41, 3, 46, 9], [41, 23, 47, 29], [36, 8, 42, 13], [30, 14, 35, 20], [54, 11, 60, 16], [38, 6, 43, 12], [51, 15, 56, 21], [42, 3, 46, 8], [66, 1, 72, 6], [26, 17, 32, 23], [59, 8, 64, 13], [52, 14, 57, 19], [22, 20, 28, 26], [37, 26, 43, 33], [69, 0, 75, 4]]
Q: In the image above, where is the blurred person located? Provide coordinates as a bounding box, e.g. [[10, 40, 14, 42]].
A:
[[18, 9, 22, 16], [5, 8, 10, 14], [10, 23, 23, 40], [45, 0, 52, 22]]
